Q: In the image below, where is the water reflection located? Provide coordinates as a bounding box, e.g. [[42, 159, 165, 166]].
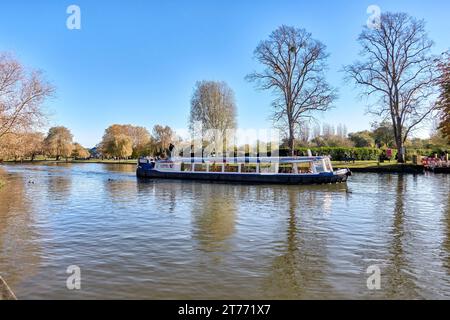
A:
[[0, 164, 449, 299], [264, 188, 334, 299], [384, 175, 418, 298], [0, 170, 41, 290], [192, 184, 237, 253], [444, 181, 450, 275]]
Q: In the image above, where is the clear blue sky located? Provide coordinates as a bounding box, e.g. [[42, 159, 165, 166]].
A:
[[0, 0, 448, 147]]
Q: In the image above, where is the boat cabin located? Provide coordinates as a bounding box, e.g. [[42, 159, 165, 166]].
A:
[[140, 156, 334, 175]]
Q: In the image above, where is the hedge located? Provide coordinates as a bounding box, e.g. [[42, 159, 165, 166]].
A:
[[279, 147, 448, 161], [293, 147, 383, 161]]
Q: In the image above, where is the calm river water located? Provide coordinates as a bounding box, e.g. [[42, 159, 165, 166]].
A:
[[0, 163, 449, 299]]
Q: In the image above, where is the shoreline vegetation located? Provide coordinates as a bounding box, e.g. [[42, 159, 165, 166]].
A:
[[1, 158, 427, 174]]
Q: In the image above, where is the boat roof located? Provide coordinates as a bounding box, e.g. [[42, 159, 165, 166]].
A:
[[156, 156, 329, 164]]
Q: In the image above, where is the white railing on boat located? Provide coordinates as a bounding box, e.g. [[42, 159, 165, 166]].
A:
[[149, 156, 329, 164]]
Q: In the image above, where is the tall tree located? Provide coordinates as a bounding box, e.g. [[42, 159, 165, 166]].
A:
[[247, 25, 337, 155], [348, 130, 375, 148], [0, 53, 53, 139], [345, 12, 438, 162], [436, 52, 450, 143], [44, 126, 73, 160], [189, 81, 237, 143]]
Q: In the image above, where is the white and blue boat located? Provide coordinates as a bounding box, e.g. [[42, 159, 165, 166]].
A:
[[137, 156, 351, 185]]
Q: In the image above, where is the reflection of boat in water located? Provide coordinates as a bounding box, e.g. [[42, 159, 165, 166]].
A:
[[137, 156, 351, 185]]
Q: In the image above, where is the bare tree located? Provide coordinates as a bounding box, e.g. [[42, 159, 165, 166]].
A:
[[189, 80, 237, 142], [247, 25, 337, 155], [0, 53, 53, 139], [344, 12, 438, 162]]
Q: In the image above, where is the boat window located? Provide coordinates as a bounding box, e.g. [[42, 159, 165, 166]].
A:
[[210, 164, 223, 172], [241, 164, 257, 173], [259, 164, 275, 173], [181, 163, 192, 172], [194, 164, 207, 172], [314, 161, 326, 173], [225, 164, 239, 173], [279, 164, 293, 174], [297, 163, 313, 174], [325, 159, 333, 172]]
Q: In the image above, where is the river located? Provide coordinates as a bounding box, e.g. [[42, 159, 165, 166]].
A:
[[0, 163, 449, 299]]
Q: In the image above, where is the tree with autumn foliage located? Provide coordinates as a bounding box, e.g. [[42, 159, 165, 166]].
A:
[[436, 52, 450, 143]]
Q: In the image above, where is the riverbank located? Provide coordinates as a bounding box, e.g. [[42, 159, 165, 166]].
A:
[[1, 159, 137, 165], [0, 179, 5, 189]]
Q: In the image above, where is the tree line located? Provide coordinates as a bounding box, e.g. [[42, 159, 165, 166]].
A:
[[0, 124, 177, 161]]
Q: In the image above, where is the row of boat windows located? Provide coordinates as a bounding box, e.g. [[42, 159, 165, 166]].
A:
[[178, 162, 329, 174]]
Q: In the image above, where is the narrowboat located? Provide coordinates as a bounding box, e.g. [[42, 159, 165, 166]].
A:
[[137, 156, 351, 185]]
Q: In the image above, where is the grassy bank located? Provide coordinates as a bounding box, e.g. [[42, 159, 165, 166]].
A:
[[0, 179, 5, 189]]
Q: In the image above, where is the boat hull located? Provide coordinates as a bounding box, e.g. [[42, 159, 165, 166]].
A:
[[136, 167, 350, 185]]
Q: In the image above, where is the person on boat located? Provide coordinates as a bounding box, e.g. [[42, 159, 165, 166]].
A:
[[168, 143, 175, 159]]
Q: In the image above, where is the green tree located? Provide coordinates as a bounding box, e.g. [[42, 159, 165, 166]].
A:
[[348, 131, 375, 148], [371, 121, 395, 148], [189, 81, 237, 143]]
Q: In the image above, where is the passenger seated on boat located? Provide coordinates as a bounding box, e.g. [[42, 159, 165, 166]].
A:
[[279, 165, 293, 174]]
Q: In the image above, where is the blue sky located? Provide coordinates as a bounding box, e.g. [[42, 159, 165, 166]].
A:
[[0, 0, 448, 147]]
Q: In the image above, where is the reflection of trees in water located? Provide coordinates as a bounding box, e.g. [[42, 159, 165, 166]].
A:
[[384, 175, 417, 298], [136, 180, 179, 213], [263, 187, 334, 299], [191, 184, 237, 253], [105, 178, 140, 206], [46, 167, 72, 200], [0, 174, 41, 291]]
